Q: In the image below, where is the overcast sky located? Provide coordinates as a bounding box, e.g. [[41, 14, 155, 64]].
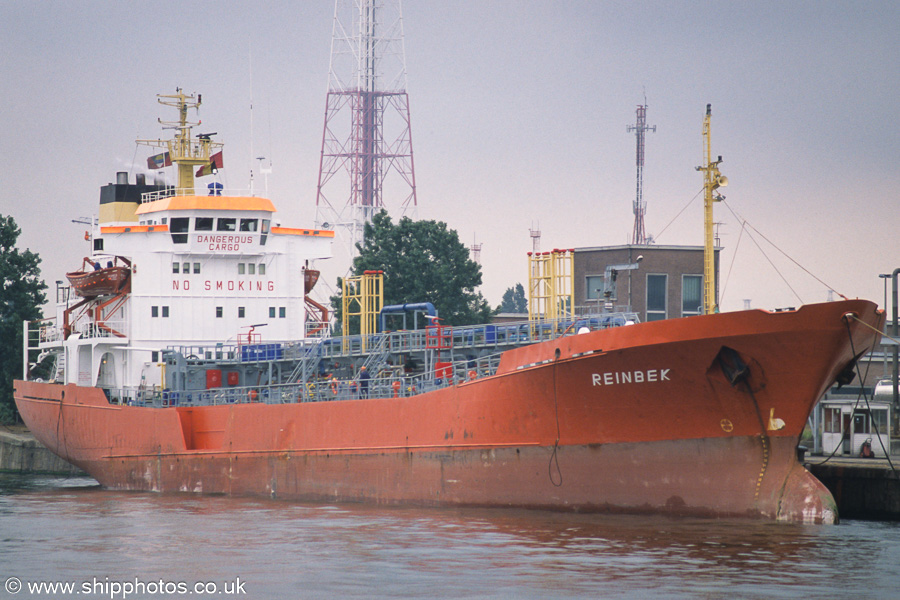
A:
[[2, 0, 898, 313]]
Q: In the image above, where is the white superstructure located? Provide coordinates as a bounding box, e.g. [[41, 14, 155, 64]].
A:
[[36, 91, 333, 395]]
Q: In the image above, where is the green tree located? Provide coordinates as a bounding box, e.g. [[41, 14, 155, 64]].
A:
[[0, 215, 47, 423], [333, 211, 492, 330], [496, 283, 527, 314]]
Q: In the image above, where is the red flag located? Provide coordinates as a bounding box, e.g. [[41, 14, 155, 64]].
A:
[[196, 151, 224, 177]]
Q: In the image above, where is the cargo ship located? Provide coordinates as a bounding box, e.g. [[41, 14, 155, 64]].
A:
[[15, 91, 884, 523]]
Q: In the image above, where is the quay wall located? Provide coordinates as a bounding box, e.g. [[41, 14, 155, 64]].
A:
[[808, 459, 900, 521], [0, 429, 84, 475]]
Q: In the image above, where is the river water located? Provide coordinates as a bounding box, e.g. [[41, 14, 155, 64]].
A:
[[1, 474, 898, 599]]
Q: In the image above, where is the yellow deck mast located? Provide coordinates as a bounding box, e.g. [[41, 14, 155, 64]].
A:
[[137, 89, 222, 195], [696, 104, 727, 315]]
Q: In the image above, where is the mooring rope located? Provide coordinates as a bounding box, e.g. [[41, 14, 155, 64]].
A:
[[843, 315, 897, 474]]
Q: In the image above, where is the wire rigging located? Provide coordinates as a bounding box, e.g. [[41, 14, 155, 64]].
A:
[[722, 200, 848, 302], [652, 188, 702, 243], [720, 220, 746, 307]]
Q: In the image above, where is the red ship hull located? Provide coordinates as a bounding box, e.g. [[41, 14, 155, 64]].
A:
[[14, 299, 883, 523]]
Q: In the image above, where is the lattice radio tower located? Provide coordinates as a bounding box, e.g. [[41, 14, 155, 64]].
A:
[[469, 235, 482, 265], [316, 0, 418, 259], [627, 102, 656, 245]]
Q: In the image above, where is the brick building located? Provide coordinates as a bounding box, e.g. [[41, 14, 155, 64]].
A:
[[573, 244, 720, 322]]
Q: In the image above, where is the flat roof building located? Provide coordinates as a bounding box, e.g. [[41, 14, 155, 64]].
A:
[[574, 244, 720, 322]]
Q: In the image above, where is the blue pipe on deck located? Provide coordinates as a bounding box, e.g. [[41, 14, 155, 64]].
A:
[[379, 303, 437, 331]]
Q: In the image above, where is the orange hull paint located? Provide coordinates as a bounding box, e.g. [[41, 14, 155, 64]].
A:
[[15, 300, 883, 523]]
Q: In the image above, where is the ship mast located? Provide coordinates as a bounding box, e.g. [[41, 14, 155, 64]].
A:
[[696, 104, 727, 315], [137, 89, 222, 195]]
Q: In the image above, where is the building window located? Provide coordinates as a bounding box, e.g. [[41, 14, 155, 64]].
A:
[[269, 307, 276, 318], [646, 274, 667, 321], [195, 217, 214, 231], [238, 307, 245, 318], [193, 262, 201, 274], [216, 306, 223, 318], [172, 263, 179, 274], [585, 275, 605, 301], [162, 306, 169, 318], [872, 408, 889, 433], [682, 275, 703, 317], [259, 263, 266, 275], [824, 408, 841, 434], [151, 306, 159, 318], [279, 307, 286, 318], [238, 263, 245, 275]]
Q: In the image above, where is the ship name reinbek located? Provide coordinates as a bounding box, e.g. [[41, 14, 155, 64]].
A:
[[591, 369, 671, 386]]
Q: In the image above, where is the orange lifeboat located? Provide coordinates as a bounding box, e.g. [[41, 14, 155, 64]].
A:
[[66, 257, 131, 298]]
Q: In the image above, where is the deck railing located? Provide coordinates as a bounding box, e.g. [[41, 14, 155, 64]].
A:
[[109, 352, 505, 408]]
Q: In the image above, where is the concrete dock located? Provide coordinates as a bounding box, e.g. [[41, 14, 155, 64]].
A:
[[807, 456, 900, 520], [0, 427, 84, 475]]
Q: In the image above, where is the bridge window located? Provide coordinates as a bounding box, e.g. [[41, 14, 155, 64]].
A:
[[240, 218, 258, 232], [217, 218, 236, 232], [195, 217, 213, 231], [170, 217, 190, 244], [216, 306, 223, 318]]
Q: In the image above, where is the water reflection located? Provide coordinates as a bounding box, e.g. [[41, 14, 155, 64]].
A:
[[1, 475, 897, 599]]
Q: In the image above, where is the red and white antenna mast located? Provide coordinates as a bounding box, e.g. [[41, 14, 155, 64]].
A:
[[316, 0, 418, 259], [469, 235, 482, 265], [627, 101, 656, 245]]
